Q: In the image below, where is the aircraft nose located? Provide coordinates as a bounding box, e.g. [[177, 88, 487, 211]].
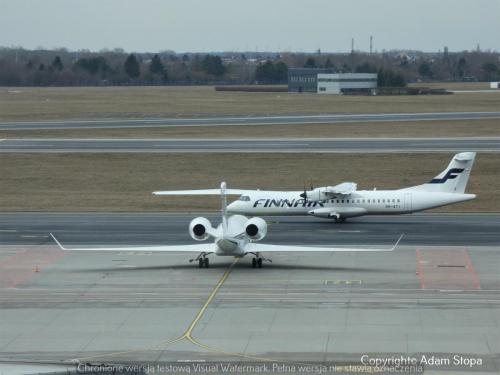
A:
[[227, 201, 240, 213]]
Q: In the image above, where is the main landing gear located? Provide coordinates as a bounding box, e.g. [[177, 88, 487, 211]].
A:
[[248, 252, 271, 269], [189, 252, 212, 268]]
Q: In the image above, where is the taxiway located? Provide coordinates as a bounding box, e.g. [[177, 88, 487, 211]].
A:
[[0, 213, 498, 371], [2, 111, 500, 130], [1, 137, 499, 153]]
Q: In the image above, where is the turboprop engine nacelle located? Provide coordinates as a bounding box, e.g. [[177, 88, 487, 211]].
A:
[[189, 217, 212, 241], [245, 217, 267, 241], [300, 188, 330, 202]]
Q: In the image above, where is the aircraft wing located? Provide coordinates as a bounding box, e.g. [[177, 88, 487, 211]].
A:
[[50, 233, 213, 252], [244, 234, 403, 253], [325, 182, 357, 196], [153, 189, 253, 196]]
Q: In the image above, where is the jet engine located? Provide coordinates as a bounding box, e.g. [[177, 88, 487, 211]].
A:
[[189, 217, 212, 241], [244, 217, 267, 241]]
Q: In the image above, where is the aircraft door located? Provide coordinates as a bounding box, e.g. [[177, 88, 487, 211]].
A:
[[404, 192, 412, 212]]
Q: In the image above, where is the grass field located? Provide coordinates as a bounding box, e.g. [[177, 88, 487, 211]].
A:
[[1, 119, 498, 139], [0, 153, 496, 212], [408, 82, 493, 91], [2, 86, 500, 122]]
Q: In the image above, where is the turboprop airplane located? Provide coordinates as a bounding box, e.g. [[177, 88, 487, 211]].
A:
[[50, 183, 403, 268], [154, 152, 476, 222]]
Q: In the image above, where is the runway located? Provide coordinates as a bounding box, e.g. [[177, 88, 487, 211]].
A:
[[2, 111, 500, 130], [0, 213, 498, 247], [0, 213, 499, 372], [1, 137, 499, 153]]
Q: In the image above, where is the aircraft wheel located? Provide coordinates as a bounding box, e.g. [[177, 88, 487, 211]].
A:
[[252, 258, 257, 268], [257, 258, 263, 268], [203, 257, 210, 268], [198, 258, 203, 268]]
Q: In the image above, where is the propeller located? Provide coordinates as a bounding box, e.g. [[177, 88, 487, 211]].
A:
[[300, 182, 307, 199]]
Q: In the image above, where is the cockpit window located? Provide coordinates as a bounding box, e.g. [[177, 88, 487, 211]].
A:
[[239, 195, 251, 202]]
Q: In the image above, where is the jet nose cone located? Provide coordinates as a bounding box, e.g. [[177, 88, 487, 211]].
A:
[[226, 201, 240, 213], [299, 192, 306, 198]]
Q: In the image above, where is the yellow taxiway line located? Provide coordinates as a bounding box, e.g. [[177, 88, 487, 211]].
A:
[[75, 257, 283, 364]]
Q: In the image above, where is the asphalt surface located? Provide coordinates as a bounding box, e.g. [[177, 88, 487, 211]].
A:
[[1, 213, 498, 247], [1, 137, 499, 153], [0, 213, 499, 372], [2, 111, 500, 130]]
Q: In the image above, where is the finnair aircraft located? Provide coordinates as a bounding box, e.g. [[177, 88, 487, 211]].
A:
[[155, 152, 476, 222], [50, 182, 402, 268]]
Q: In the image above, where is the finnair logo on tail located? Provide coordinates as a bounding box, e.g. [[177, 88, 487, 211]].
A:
[[429, 168, 464, 184]]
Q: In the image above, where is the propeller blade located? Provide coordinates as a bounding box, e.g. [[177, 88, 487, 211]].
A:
[[300, 182, 307, 200]]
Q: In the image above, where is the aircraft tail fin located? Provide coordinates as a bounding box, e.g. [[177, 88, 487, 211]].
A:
[[407, 152, 476, 193], [220, 181, 228, 235]]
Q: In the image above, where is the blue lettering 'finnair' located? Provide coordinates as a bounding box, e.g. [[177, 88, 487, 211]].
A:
[[253, 198, 324, 208], [429, 168, 464, 184]]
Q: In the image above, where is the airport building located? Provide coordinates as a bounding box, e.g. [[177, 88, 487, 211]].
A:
[[287, 68, 335, 93], [288, 68, 378, 94], [317, 73, 378, 94]]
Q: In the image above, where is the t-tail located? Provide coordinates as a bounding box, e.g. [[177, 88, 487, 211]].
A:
[[406, 152, 476, 193], [220, 181, 228, 235]]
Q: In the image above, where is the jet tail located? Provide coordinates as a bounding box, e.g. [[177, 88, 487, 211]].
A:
[[220, 181, 228, 235], [406, 152, 476, 193]]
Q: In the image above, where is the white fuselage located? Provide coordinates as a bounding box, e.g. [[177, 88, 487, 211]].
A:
[[209, 214, 250, 256], [227, 190, 475, 219]]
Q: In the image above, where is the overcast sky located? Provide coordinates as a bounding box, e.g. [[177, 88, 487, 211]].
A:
[[1, 0, 499, 53]]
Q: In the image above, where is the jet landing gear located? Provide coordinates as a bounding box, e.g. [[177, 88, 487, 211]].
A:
[[251, 257, 261, 268], [248, 252, 271, 269], [189, 252, 212, 268]]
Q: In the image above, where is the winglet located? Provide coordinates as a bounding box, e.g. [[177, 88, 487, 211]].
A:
[[391, 233, 404, 251], [50, 233, 67, 251]]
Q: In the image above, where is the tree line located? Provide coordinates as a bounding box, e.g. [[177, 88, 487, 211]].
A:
[[0, 47, 498, 86]]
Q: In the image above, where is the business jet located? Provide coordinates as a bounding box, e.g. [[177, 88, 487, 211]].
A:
[[154, 152, 476, 222], [50, 183, 403, 268]]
